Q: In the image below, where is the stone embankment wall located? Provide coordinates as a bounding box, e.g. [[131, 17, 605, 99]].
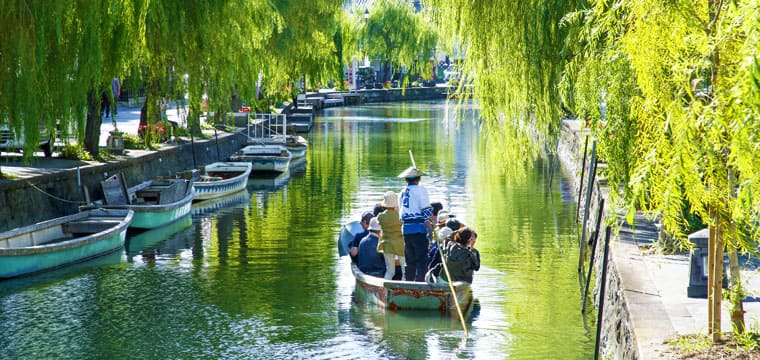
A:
[[0, 131, 247, 232], [359, 86, 450, 103], [557, 120, 638, 359]]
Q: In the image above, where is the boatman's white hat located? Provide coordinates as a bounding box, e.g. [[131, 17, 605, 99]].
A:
[[397, 166, 426, 179]]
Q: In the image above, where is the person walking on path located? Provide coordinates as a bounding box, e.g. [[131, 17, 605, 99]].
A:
[[398, 165, 433, 282], [111, 77, 121, 116], [377, 191, 405, 280]]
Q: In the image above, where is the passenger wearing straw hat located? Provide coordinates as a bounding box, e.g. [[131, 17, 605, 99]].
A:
[[377, 191, 405, 280], [398, 165, 434, 282]]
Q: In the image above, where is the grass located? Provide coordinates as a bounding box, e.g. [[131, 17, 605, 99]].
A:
[[667, 332, 760, 359], [668, 333, 712, 354]]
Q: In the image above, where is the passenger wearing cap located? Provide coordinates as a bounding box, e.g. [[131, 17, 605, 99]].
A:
[[398, 165, 434, 282], [349, 212, 375, 263], [377, 191, 405, 280], [357, 218, 387, 277]]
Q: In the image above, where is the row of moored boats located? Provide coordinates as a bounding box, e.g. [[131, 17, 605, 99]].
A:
[[0, 132, 308, 279]]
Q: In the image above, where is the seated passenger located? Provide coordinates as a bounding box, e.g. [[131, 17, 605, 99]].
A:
[[443, 227, 480, 283], [350, 212, 375, 263], [357, 218, 387, 277], [426, 226, 453, 278]]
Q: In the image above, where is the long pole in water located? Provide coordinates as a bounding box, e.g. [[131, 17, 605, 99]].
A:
[[409, 149, 417, 168], [582, 198, 605, 313], [594, 227, 612, 360], [437, 242, 469, 337]]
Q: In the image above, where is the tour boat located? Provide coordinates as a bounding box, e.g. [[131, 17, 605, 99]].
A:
[[82, 174, 194, 230], [229, 144, 292, 173], [192, 162, 252, 200], [0, 209, 133, 278], [339, 221, 473, 312]]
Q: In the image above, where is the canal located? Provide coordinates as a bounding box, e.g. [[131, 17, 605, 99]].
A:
[[0, 101, 594, 359]]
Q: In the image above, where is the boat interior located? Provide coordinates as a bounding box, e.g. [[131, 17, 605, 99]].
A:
[[0, 215, 123, 249]]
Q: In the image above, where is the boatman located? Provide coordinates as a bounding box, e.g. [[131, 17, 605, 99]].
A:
[[398, 165, 433, 282]]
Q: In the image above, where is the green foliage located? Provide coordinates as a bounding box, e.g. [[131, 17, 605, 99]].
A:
[[60, 144, 92, 161], [668, 334, 712, 354], [361, 0, 437, 82], [560, 0, 760, 251], [122, 133, 144, 150], [431, 0, 577, 158]]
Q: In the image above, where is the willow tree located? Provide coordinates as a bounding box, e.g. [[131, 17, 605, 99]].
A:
[[125, 0, 280, 139], [256, 0, 345, 104], [0, 1, 134, 159], [361, 0, 437, 84], [430, 0, 578, 175], [561, 0, 760, 339]]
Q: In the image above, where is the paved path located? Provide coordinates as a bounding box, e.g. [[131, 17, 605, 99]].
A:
[[0, 102, 198, 180]]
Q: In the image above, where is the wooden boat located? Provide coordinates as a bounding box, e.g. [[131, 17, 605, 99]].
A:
[[82, 174, 194, 230], [0, 208, 133, 278], [248, 135, 308, 159], [229, 144, 291, 173], [192, 162, 252, 200], [339, 220, 473, 312], [275, 135, 308, 159], [351, 263, 473, 312]]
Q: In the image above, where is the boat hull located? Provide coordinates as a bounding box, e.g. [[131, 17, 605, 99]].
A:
[[351, 263, 473, 312], [230, 145, 292, 173], [193, 162, 252, 200], [89, 191, 194, 230], [127, 195, 193, 229], [287, 145, 307, 159], [0, 209, 133, 278]]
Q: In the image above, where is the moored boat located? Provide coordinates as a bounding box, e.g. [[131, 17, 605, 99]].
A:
[[0, 208, 133, 278], [230, 144, 291, 173], [83, 174, 194, 230], [247, 135, 308, 159], [272, 135, 308, 159], [192, 162, 252, 200]]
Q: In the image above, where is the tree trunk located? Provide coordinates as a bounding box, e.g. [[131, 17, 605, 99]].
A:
[[727, 168, 745, 332], [84, 89, 102, 157], [711, 215, 724, 342], [728, 248, 745, 333], [708, 214, 715, 334]]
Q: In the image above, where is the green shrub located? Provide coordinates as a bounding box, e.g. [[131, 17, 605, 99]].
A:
[[123, 133, 144, 149], [60, 143, 92, 160]]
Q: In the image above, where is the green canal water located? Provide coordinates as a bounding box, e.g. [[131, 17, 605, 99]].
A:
[[0, 101, 594, 359]]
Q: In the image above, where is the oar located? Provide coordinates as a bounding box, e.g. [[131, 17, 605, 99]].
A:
[[437, 238, 470, 337], [409, 149, 416, 168]]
